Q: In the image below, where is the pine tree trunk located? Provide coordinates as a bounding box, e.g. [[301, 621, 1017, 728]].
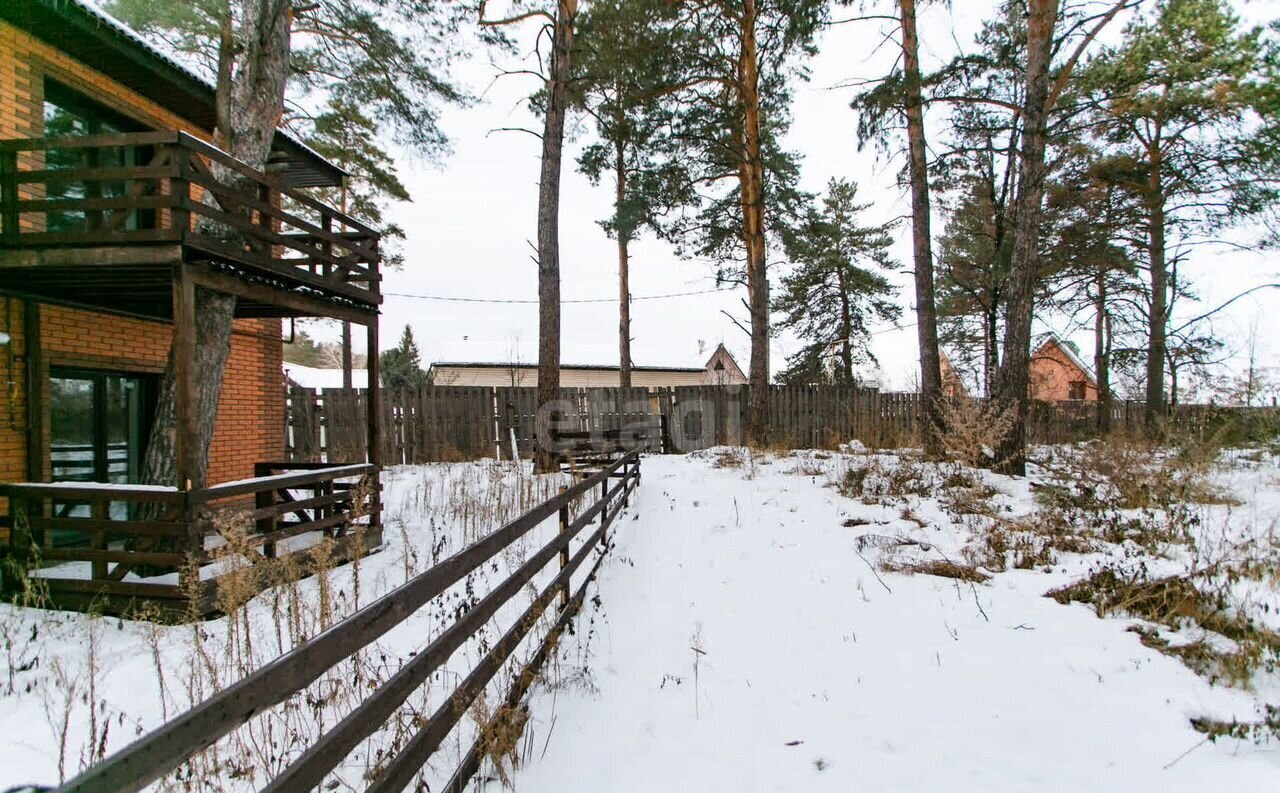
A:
[[899, 0, 943, 456], [533, 0, 577, 473], [615, 137, 632, 389], [141, 0, 292, 496], [1095, 270, 1112, 433], [837, 266, 853, 383], [1144, 144, 1168, 428], [994, 0, 1057, 475], [739, 0, 770, 447], [985, 303, 1000, 398]]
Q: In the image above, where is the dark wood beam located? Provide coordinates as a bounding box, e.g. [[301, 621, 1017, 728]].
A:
[[0, 245, 183, 269], [184, 263, 377, 325]]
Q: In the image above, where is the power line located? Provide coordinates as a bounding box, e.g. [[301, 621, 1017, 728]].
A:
[[382, 286, 733, 304]]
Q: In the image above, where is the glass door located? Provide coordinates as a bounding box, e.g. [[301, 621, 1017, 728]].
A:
[[49, 368, 150, 532]]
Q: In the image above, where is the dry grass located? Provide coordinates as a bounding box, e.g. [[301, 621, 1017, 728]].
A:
[[881, 559, 992, 583], [1049, 564, 1280, 688]]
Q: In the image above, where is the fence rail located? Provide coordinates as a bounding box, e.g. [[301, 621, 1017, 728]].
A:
[[54, 450, 641, 793], [286, 383, 1270, 464]]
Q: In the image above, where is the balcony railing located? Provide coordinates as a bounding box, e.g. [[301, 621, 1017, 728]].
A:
[[0, 130, 380, 306]]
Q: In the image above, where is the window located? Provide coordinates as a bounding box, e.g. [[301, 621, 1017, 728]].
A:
[[49, 368, 156, 532], [1068, 380, 1087, 401], [41, 79, 154, 232]]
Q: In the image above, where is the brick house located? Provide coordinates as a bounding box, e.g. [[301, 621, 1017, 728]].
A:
[[0, 0, 383, 613], [1030, 334, 1099, 403], [939, 335, 1099, 403]]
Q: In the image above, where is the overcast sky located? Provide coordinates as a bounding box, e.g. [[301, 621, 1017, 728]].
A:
[[345, 0, 1280, 392]]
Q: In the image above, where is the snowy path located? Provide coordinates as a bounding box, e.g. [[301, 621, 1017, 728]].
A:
[[512, 453, 1277, 792]]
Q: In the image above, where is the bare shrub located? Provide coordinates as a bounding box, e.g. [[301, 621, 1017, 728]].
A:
[[935, 397, 1019, 469]]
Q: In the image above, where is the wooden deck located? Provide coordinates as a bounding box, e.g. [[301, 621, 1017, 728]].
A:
[[0, 130, 380, 322], [0, 462, 381, 619]]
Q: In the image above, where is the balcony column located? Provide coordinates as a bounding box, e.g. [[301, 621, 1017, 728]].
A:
[[173, 264, 199, 492]]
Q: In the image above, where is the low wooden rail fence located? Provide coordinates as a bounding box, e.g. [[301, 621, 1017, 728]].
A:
[[53, 450, 642, 793], [1, 462, 378, 617]]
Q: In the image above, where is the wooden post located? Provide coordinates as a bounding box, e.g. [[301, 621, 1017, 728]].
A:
[[365, 317, 381, 537], [173, 267, 199, 493], [558, 486, 569, 609], [172, 268, 202, 588], [600, 476, 608, 525]]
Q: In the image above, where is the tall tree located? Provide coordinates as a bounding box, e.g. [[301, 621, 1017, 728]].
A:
[[572, 0, 687, 388], [480, 0, 579, 471], [849, 0, 949, 455], [107, 0, 467, 485], [986, 0, 1132, 473], [133, 0, 294, 490], [1081, 0, 1280, 425], [657, 0, 826, 444], [773, 179, 901, 385], [1041, 150, 1146, 431]]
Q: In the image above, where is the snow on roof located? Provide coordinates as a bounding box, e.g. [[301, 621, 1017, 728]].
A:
[[284, 363, 368, 390]]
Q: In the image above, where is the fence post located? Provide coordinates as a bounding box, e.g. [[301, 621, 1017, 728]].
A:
[[558, 486, 569, 609]]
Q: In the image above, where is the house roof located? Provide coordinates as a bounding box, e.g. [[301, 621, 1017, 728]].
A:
[[1035, 333, 1098, 386], [430, 344, 744, 377], [430, 362, 708, 374], [2, 0, 344, 188]]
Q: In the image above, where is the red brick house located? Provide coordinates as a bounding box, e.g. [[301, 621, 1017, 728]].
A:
[[0, 0, 382, 614], [939, 335, 1099, 403], [1030, 334, 1099, 403]]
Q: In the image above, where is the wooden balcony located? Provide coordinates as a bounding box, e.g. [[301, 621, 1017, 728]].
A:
[[0, 462, 380, 618], [0, 130, 380, 323]]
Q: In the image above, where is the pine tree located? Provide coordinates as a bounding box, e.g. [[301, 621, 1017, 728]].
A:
[[103, 0, 467, 486], [653, 0, 828, 444], [773, 179, 900, 385], [571, 0, 689, 388], [1080, 0, 1280, 425], [380, 326, 428, 390]]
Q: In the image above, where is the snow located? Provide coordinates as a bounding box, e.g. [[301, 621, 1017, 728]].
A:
[[283, 362, 368, 390], [509, 448, 1280, 791], [2, 446, 1278, 790]]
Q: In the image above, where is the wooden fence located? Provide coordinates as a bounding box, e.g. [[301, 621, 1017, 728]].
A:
[[54, 451, 641, 793], [286, 385, 1278, 463]]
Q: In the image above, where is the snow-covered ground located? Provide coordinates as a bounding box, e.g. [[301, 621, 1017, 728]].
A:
[[509, 447, 1280, 792], [1, 444, 1278, 791]]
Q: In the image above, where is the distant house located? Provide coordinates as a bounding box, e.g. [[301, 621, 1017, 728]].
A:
[[938, 336, 1098, 403], [1031, 334, 1098, 402], [939, 351, 970, 400], [428, 343, 748, 389]]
